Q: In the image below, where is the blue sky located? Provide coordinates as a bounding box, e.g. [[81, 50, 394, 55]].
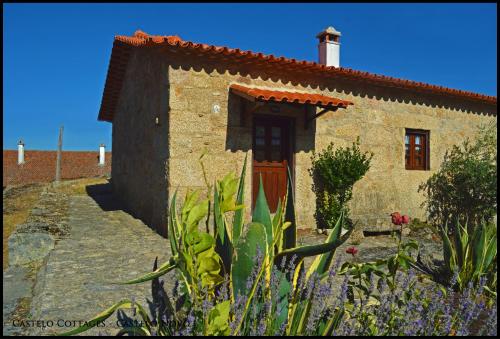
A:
[[3, 3, 497, 151]]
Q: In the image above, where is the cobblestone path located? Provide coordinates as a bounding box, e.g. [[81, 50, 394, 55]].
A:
[[30, 190, 174, 336]]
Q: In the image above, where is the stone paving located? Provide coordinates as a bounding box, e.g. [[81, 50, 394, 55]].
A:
[[29, 188, 174, 336], [3, 264, 39, 336]]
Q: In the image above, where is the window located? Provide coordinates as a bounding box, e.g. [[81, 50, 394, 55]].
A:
[[405, 129, 430, 170]]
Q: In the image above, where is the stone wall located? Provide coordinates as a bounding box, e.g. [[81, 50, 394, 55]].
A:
[[111, 48, 496, 235], [111, 48, 170, 236], [165, 51, 496, 231]]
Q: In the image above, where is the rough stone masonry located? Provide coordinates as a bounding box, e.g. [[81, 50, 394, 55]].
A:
[[105, 33, 496, 237]]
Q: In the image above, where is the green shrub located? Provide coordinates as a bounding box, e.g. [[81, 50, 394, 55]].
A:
[[418, 122, 497, 230], [309, 137, 373, 229]]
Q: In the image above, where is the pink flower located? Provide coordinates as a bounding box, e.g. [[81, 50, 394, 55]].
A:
[[346, 247, 358, 256], [391, 212, 403, 226], [402, 215, 410, 224]]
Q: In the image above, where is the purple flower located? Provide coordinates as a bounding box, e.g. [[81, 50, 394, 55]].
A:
[[279, 256, 287, 269], [483, 301, 497, 336], [287, 254, 298, 271], [179, 312, 195, 336], [276, 318, 288, 336], [256, 318, 266, 336], [339, 275, 349, 303]]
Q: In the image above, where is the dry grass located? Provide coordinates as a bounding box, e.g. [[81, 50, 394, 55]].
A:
[[3, 185, 44, 269], [52, 177, 109, 196]]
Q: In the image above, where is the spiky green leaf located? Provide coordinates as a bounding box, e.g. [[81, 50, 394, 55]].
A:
[[306, 211, 345, 279], [57, 299, 151, 336], [213, 183, 225, 244], [168, 190, 179, 256], [116, 260, 177, 285], [232, 222, 267, 300], [232, 154, 248, 245], [275, 225, 353, 264], [252, 175, 273, 249], [282, 166, 297, 250]]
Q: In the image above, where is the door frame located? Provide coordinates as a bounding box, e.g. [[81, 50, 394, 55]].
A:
[[251, 114, 295, 210]]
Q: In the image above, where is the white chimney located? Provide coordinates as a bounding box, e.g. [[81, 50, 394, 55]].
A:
[[99, 144, 105, 166], [317, 26, 341, 67], [18, 140, 25, 165]]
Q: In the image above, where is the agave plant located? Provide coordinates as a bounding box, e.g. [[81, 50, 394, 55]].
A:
[[59, 154, 354, 336], [412, 220, 497, 296]]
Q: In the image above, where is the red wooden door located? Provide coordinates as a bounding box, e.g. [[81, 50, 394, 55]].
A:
[[252, 117, 290, 212]]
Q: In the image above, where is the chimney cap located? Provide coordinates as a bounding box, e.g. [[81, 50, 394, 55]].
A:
[[316, 26, 342, 38], [18, 140, 24, 145], [100, 143, 105, 147]]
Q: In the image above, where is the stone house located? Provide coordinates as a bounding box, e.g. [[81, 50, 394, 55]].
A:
[[98, 27, 497, 237]]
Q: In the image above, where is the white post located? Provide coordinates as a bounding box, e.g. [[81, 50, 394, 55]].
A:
[[99, 144, 105, 166], [18, 140, 25, 165]]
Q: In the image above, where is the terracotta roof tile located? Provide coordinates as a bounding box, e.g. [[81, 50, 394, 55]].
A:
[[230, 84, 353, 108], [98, 30, 497, 122], [3, 150, 111, 186]]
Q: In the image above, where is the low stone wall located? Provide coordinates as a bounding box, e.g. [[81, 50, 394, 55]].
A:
[[8, 189, 70, 266], [3, 185, 70, 336]]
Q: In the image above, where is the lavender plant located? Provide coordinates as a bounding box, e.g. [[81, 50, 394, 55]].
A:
[[335, 211, 497, 336], [333, 266, 496, 336], [228, 254, 496, 336]]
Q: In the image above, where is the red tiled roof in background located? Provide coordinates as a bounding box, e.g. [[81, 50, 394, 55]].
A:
[[98, 30, 497, 122], [230, 84, 354, 108], [3, 150, 112, 187]]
